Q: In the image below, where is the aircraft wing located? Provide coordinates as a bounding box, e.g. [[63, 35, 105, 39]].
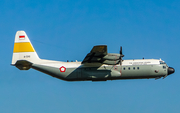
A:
[[82, 45, 107, 64]]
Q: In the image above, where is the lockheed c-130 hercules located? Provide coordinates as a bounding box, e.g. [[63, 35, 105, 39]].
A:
[[11, 31, 175, 81]]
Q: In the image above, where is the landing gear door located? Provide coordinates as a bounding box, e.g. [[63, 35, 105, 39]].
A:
[[115, 65, 122, 73], [112, 65, 122, 77]]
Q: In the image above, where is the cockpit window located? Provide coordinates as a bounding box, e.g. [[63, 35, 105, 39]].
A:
[[160, 61, 166, 64]]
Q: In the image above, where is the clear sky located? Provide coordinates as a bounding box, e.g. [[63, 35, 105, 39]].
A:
[[0, 0, 179, 113]]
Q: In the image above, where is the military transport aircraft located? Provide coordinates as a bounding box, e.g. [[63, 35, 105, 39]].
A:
[[11, 31, 175, 81]]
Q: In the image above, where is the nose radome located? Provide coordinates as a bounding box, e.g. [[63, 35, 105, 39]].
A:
[[168, 67, 175, 75]]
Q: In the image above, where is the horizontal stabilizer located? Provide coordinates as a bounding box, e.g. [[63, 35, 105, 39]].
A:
[[14, 60, 32, 70]]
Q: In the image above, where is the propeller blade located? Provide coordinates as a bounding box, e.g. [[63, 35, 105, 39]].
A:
[[120, 46, 122, 55], [119, 46, 124, 65]]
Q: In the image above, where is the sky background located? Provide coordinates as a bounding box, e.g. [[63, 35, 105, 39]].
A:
[[0, 0, 179, 113]]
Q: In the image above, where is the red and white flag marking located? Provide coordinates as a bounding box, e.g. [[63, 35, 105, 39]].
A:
[[19, 35, 25, 40]]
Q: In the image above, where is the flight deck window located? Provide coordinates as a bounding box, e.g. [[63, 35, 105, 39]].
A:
[[160, 61, 166, 64]]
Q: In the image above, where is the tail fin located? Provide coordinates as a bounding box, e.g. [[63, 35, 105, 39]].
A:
[[11, 31, 40, 66]]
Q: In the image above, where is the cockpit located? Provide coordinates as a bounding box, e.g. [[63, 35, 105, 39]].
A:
[[159, 60, 175, 75], [160, 61, 167, 69]]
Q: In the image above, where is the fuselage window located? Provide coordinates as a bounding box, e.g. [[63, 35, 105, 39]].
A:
[[137, 67, 139, 70], [163, 66, 166, 69], [133, 67, 135, 70], [123, 67, 125, 70], [128, 67, 130, 70]]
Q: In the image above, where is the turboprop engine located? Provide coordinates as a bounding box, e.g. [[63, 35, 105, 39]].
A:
[[102, 46, 124, 65], [102, 54, 120, 65], [103, 54, 120, 60]]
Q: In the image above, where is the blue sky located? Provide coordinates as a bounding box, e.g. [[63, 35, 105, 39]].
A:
[[0, 0, 179, 113]]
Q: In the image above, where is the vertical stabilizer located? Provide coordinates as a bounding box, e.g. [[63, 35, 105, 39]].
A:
[[12, 31, 40, 65]]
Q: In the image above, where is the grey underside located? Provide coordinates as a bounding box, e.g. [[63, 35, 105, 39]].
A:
[[31, 64, 167, 81]]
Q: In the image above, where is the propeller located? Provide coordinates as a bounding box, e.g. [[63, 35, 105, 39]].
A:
[[119, 46, 124, 65]]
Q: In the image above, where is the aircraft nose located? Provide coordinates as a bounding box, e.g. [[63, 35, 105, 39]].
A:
[[168, 67, 175, 75]]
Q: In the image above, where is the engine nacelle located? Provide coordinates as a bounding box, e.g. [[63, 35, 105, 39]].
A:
[[103, 53, 120, 60], [102, 60, 119, 65]]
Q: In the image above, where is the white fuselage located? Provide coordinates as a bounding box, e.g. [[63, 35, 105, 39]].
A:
[[31, 59, 170, 81]]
